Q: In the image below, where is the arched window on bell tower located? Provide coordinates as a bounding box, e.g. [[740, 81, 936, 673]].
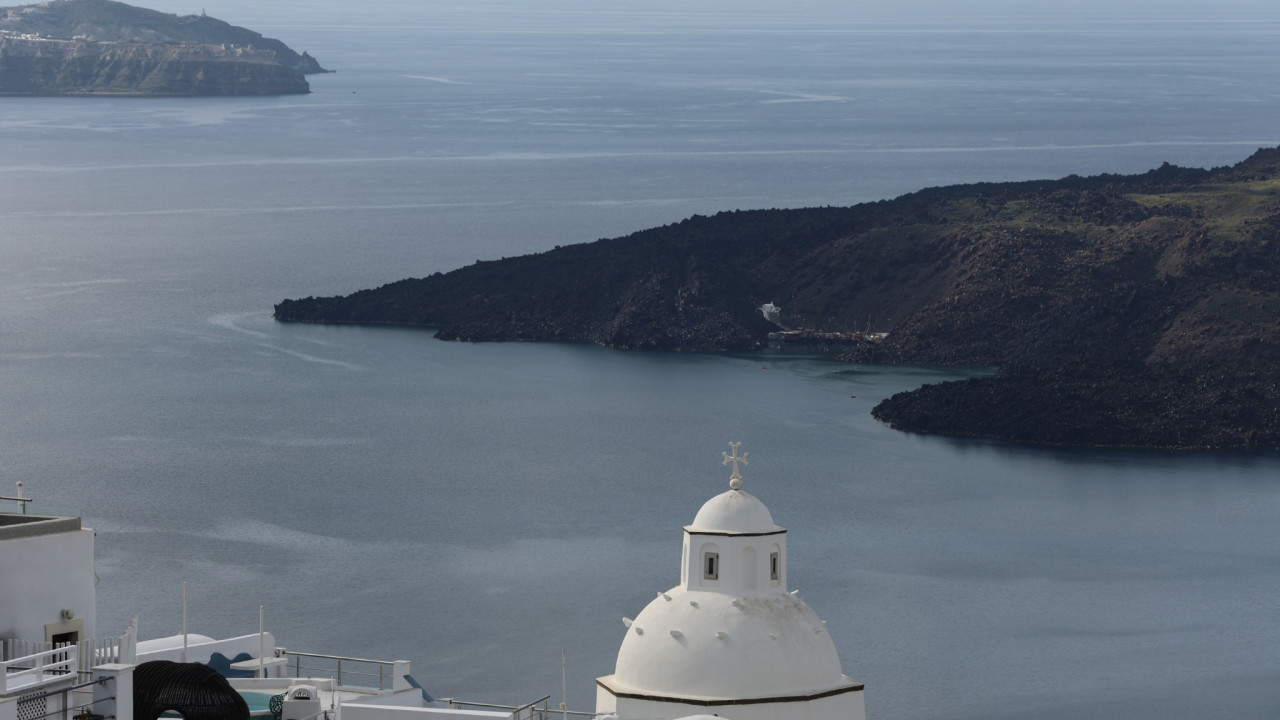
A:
[[703, 548, 720, 582]]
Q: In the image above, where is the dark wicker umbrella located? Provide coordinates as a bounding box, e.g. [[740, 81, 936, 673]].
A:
[[133, 661, 250, 720]]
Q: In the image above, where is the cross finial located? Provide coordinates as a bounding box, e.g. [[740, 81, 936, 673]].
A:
[[722, 442, 748, 490]]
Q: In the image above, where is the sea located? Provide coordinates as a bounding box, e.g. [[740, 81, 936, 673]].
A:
[[2, 1, 1279, 718]]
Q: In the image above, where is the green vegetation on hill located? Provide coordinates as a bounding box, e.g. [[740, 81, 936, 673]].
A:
[[276, 148, 1280, 448], [0, 0, 326, 95]]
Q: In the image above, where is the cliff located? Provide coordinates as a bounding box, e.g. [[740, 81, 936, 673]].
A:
[[0, 36, 310, 94], [275, 148, 1280, 448], [0, 0, 326, 95], [274, 207, 875, 350]]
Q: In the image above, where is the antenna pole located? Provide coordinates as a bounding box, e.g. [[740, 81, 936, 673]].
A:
[[259, 605, 265, 678], [182, 582, 188, 663], [561, 649, 567, 720]]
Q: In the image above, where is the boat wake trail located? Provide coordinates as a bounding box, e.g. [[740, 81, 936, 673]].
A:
[[207, 312, 364, 371]]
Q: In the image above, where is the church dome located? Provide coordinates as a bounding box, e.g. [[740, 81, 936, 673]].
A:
[[597, 443, 864, 718], [610, 589, 851, 701], [687, 489, 780, 535]]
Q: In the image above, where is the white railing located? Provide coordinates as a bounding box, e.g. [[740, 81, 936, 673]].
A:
[[0, 645, 78, 694], [3, 638, 52, 662], [2, 618, 138, 682], [79, 617, 137, 674]]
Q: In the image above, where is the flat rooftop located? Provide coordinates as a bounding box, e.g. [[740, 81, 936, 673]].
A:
[[0, 512, 82, 541]]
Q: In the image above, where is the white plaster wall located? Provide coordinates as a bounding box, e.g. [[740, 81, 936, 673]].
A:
[[0, 529, 95, 642], [742, 546, 758, 591], [348, 689, 427, 707], [611, 689, 864, 720], [135, 632, 277, 665], [682, 533, 787, 595], [93, 664, 134, 720], [595, 684, 615, 715]]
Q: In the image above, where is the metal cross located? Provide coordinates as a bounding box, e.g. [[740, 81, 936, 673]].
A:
[[722, 442, 748, 489]]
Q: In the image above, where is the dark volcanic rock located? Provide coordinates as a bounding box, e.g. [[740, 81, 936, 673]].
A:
[[873, 362, 1280, 449], [276, 208, 887, 350], [277, 147, 1280, 448], [849, 149, 1280, 448]]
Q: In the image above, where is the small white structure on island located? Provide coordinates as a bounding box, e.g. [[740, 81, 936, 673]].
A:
[[595, 443, 866, 720], [759, 303, 781, 325]]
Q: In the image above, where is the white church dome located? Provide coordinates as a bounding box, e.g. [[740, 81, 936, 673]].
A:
[[610, 589, 849, 700], [687, 488, 780, 535]]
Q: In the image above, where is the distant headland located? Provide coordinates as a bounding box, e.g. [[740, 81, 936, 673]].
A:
[[0, 0, 328, 96], [275, 148, 1280, 449]]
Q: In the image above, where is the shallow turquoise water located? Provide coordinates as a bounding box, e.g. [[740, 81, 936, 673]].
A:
[[238, 692, 278, 713]]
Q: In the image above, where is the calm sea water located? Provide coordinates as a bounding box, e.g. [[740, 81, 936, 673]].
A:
[[3, 2, 1279, 719]]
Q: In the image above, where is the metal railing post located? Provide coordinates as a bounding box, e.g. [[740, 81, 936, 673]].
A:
[[275, 651, 406, 692]]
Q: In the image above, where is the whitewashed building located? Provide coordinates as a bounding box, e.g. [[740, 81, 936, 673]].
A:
[[595, 445, 866, 720], [2, 443, 865, 720], [0, 510, 96, 651]]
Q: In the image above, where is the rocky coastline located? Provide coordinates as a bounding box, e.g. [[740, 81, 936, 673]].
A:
[[0, 0, 327, 96], [276, 148, 1280, 449]]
